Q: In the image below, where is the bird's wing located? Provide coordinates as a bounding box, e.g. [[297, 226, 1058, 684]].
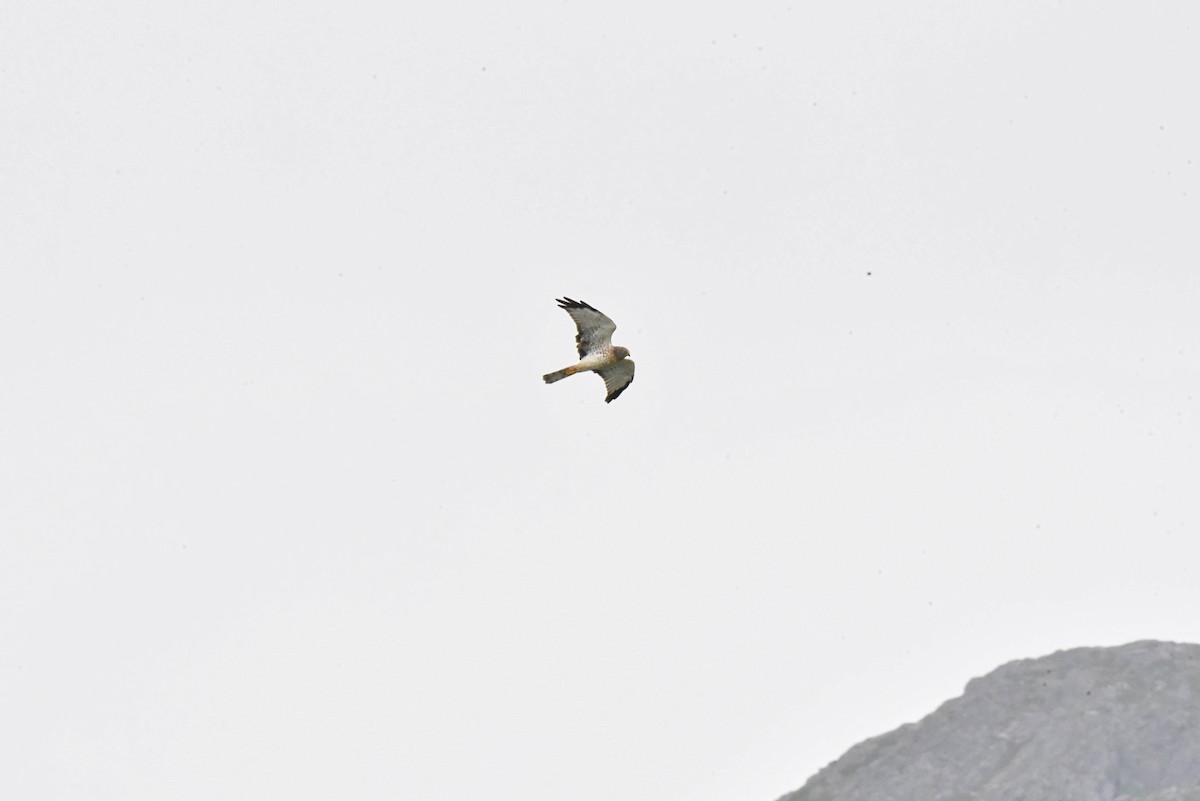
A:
[[556, 297, 617, 358], [596, 359, 635, 403]]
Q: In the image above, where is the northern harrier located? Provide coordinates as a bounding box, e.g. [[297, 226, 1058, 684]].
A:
[[543, 297, 635, 403]]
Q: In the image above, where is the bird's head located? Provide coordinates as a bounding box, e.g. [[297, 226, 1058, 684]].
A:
[[613, 346, 631, 360]]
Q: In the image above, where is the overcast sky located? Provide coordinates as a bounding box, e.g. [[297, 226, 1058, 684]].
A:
[[2, 3, 1198, 801]]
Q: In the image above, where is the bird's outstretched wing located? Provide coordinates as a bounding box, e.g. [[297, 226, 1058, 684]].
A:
[[597, 360, 635, 403], [556, 297, 616, 358]]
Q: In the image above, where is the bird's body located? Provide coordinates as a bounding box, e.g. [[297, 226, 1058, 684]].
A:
[[543, 297, 634, 403]]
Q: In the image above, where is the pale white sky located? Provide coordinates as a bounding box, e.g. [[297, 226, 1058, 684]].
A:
[[2, 3, 1197, 801]]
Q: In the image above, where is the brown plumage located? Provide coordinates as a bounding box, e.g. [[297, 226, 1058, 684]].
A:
[[543, 297, 635, 403]]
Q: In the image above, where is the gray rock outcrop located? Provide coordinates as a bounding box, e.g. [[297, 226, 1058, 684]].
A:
[[780, 640, 1200, 801]]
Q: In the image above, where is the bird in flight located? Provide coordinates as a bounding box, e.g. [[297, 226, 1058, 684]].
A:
[[543, 297, 635, 403]]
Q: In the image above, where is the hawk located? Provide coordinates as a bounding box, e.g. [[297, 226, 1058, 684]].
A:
[[543, 297, 635, 403]]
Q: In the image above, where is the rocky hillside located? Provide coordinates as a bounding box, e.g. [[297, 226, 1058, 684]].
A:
[[779, 640, 1200, 801]]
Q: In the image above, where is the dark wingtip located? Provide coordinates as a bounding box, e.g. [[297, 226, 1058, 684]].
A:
[[556, 297, 599, 312], [604, 380, 632, 403]]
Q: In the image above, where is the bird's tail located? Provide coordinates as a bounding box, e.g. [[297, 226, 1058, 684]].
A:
[[543, 366, 578, 384]]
